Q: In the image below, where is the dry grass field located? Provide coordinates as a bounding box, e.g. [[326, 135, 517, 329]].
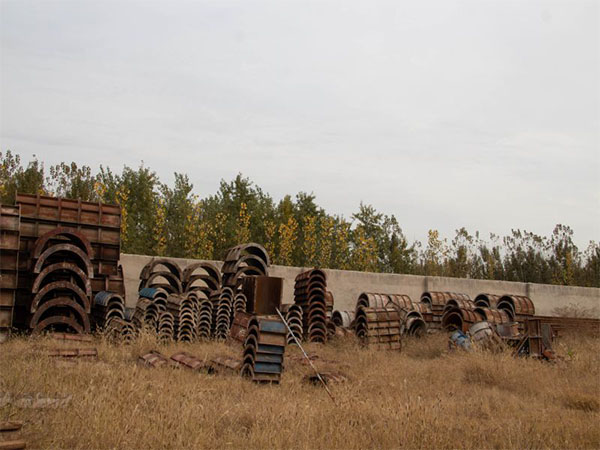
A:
[[1, 331, 599, 449]]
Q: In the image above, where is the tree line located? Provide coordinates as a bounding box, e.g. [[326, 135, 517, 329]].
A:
[[1, 150, 598, 287]]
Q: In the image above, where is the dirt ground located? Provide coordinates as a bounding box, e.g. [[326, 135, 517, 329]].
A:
[[1, 331, 598, 449]]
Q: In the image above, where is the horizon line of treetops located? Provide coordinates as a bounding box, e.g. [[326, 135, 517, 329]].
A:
[[1, 150, 598, 288]]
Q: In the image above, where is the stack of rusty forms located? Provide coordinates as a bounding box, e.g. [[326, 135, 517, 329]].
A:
[[0, 205, 20, 341], [496, 295, 535, 331], [533, 315, 600, 337], [210, 287, 234, 339], [331, 310, 355, 329], [281, 304, 303, 344], [182, 261, 221, 295], [138, 258, 183, 294], [231, 311, 286, 383], [222, 243, 270, 290], [420, 292, 471, 332], [26, 225, 95, 335], [14, 193, 124, 332], [92, 291, 125, 330], [355, 292, 429, 338], [513, 318, 555, 359], [354, 307, 402, 350], [163, 293, 199, 342], [293, 269, 328, 343]]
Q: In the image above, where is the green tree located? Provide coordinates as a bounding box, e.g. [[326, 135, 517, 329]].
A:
[[0, 151, 46, 203]]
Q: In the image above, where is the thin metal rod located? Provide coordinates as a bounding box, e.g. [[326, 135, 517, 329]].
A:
[[276, 308, 336, 404]]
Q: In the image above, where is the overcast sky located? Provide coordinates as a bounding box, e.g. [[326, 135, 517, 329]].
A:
[[1, 0, 598, 248]]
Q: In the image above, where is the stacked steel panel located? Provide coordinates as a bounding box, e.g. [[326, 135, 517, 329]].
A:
[[28, 228, 94, 335], [92, 291, 125, 330], [15, 193, 124, 309], [157, 311, 175, 342], [213, 287, 234, 340], [222, 243, 270, 290], [355, 292, 430, 337], [240, 315, 286, 383], [420, 292, 471, 331], [283, 304, 303, 345], [354, 307, 402, 350], [138, 259, 183, 294], [474, 293, 501, 309], [0, 205, 20, 340], [497, 295, 535, 330], [182, 261, 221, 296], [196, 296, 213, 339], [293, 269, 328, 343]]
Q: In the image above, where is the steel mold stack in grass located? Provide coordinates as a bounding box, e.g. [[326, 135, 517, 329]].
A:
[[283, 304, 303, 345], [241, 315, 286, 384], [104, 317, 136, 342], [138, 258, 183, 294], [157, 310, 175, 342], [354, 306, 402, 351], [182, 261, 221, 296], [420, 292, 471, 332], [92, 291, 125, 330], [177, 293, 199, 342], [293, 269, 328, 343], [28, 228, 94, 335], [222, 243, 270, 290]]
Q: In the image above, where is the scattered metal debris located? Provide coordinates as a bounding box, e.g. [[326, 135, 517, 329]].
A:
[[47, 348, 98, 358], [354, 306, 402, 351], [138, 350, 172, 368]]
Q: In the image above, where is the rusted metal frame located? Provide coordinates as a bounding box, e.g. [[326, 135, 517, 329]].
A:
[[31, 280, 91, 313], [29, 296, 91, 332], [33, 243, 93, 277], [31, 262, 92, 297], [31, 227, 93, 259]]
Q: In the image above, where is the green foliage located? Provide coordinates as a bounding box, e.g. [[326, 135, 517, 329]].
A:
[[1, 151, 598, 287]]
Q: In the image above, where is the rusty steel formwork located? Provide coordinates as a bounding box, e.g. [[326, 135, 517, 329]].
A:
[[210, 287, 234, 340], [92, 291, 125, 330], [222, 243, 270, 290], [27, 227, 94, 335], [177, 293, 199, 342], [0, 205, 20, 340], [355, 292, 414, 311], [533, 315, 600, 337], [15, 193, 125, 302], [293, 269, 328, 343], [104, 317, 136, 343], [196, 296, 213, 339], [332, 310, 355, 329], [241, 275, 282, 315], [170, 351, 209, 371], [138, 258, 183, 294], [473, 307, 512, 325], [441, 307, 482, 333], [138, 350, 172, 368], [241, 315, 286, 384], [497, 295, 535, 330], [182, 261, 221, 296], [420, 292, 471, 331], [157, 310, 175, 343], [354, 306, 402, 351], [474, 293, 502, 309], [284, 304, 303, 345]]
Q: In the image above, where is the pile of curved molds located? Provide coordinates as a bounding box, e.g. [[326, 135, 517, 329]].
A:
[[473, 307, 511, 325], [293, 269, 328, 343], [104, 317, 136, 342], [182, 261, 221, 296], [397, 303, 429, 337], [284, 304, 303, 345], [441, 307, 482, 333], [497, 295, 535, 324], [241, 315, 286, 383], [232, 292, 247, 322], [222, 243, 270, 289], [420, 292, 471, 331], [92, 291, 125, 330], [138, 258, 183, 294], [212, 288, 234, 340], [177, 293, 199, 342], [29, 228, 94, 335], [196, 296, 213, 339], [355, 292, 414, 311], [354, 306, 402, 351], [157, 310, 175, 342], [133, 297, 160, 331], [332, 310, 355, 329], [474, 293, 502, 309]]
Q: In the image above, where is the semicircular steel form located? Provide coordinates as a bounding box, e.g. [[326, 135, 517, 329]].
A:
[[31, 280, 91, 313], [33, 243, 93, 277], [29, 296, 91, 334], [31, 262, 92, 297], [32, 227, 93, 260]]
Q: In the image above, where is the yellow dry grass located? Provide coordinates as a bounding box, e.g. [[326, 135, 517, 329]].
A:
[[1, 331, 599, 449]]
